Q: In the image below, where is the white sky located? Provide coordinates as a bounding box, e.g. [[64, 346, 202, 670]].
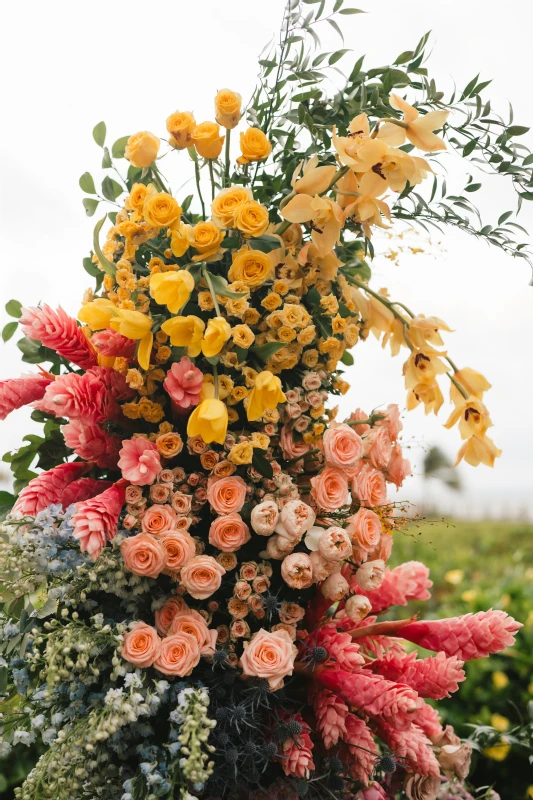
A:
[[1, 0, 532, 518]]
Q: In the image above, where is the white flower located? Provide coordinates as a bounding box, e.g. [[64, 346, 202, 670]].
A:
[[304, 525, 325, 551], [280, 499, 316, 539], [355, 559, 386, 591], [250, 500, 280, 536]]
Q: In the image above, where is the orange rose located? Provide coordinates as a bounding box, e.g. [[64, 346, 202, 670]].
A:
[[156, 432, 184, 459], [153, 631, 201, 676], [169, 609, 217, 655], [240, 628, 297, 690], [121, 622, 161, 668], [155, 595, 189, 635], [120, 533, 167, 578], [159, 531, 196, 571], [141, 504, 178, 534], [310, 467, 350, 513], [323, 421, 364, 470], [180, 555, 226, 600], [206, 475, 248, 514], [208, 513, 251, 552]]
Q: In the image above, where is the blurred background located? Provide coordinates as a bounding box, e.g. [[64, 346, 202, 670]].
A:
[[0, 0, 532, 796]]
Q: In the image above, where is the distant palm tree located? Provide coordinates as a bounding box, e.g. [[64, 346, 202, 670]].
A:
[[422, 446, 462, 512]]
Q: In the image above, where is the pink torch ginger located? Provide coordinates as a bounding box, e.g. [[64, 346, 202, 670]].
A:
[[371, 651, 466, 699], [163, 356, 203, 410], [376, 720, 440, 776], [0, 373, 53, 421], [61, 478, 113, 507], [72, 482, 127, 559], [311, 687, 348, 749], [19, 305, 97, 371], [338, 713, 377, 785], [13, 462, 92, 516]]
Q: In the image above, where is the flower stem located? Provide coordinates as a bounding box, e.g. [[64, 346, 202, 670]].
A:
[[194, 160, 206, 220], [201, 265, 221, 317], [213, 363, 219, 400], [208, 160, 216, 201], [224, 129, 231, 187]]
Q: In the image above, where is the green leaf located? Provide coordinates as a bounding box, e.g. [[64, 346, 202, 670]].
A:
[[249, 234, 282, 253], [518, 191, 533, 201], [5, 299, 22, 318], [250, 342, 287, 362], [462, 139, 478, 157], [83, 198, 99, 217], [2, 321, 18, 342], [112, 136, 130, 159], [93, 121, 106, 147], [340, 350, 354, 366], [507, 125, 529, 137], [252, 450, 273, 479], [464, 183, 481, 192], [326, 17, 344, 42], [498, 211, 513, 225], [101, 147, 112, 169], [17, 336, 42, 363], [222, 236, 241, 249], [338, 6, 365, 12], [93, 216, 116, 276], [205, 271, 248, 299], [79, 172, 96, 194], [101, 175, 123, 202], [329, 48, 351, 65]]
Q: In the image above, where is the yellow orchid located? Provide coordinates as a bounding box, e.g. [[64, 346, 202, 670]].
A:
[[187, 398, 228, 445], [201, 317, 232, 357], [456, 433, 502, 468], [161, 315, 205, 356], [449, 367, 492, 407], [407, 381, 444, 415], [149, 270, 195, 314], [378, 94, 449, 152], [332, 113, 372, 168], [109, 309, 153, 370], [408, 314, 453, 349], [281, 193, 344, 257], [291, 155, 337, 195], [246, 370, 286, 422], [444, 396, 493, 439], [78, 298, 116, 331], [297, 242, 343, 282], [403, 347, 449, 389], [170, 222, 193, 257], [342, 171, 391, 236]]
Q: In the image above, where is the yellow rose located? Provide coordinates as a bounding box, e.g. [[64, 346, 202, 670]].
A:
[[187, 398, 228, 445], [192, 121, 225, 159], [126, 182, 150, 213], [237, 128, 272, 165], [243, 308, 260, 326], [228, 441, 254, 465], [125, 131, 160, 168], [279, 303, 311, 329], [150, 270, 195, 314], [188, 221, 225, 261], [143, 192, 182, 229], [277, 326, 296, 343], [198, 291, 215, 311], [233, 201, 270, 238], [228, 249, 274, 289], [170, 223, 192, 257], [261, 293, 282, 312], [231, 324, 255, 349], [229, 385, 248, 405], [225, 297, 249, 318], [166, 111, 196, 149], [251, 432, 270, 449], [302, 349, 319, 368], [246, 370, 286, 422], [161, 315, 205, 357], [78, 298, 116, 331], [211, 186, 253, 228], [202, 316, 232, 357], [214, 88, 242, 129]]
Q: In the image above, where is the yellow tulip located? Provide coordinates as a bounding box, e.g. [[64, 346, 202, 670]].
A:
[[150, 270, 195, 314], [202, 317, 232, 358], [78, 298, 116, 331], [161, 315, 205, 357], [187, 398, 228, 444], [377, 94, 449, 152], [109, 309, 152, 340], [137, 331, 154, 370], [246, 370, 286, 422]]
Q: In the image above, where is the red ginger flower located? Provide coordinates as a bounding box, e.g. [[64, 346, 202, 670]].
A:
[[356, 560, 432, 613], [275, 714, 315, 779], [311, 687, 348, 749], [62, 419, 121, 469], [13, 462, 92, 516], [371, 651, 465, 699], [36, 367, 130, 423], [61, 478, 113, 507], [412, 700, 443, 740], [376, 721, 440, 776], [91, 328, 136, 359], [401, 610, 522, 660], [19, 305, 97, 371], [0, 373, 53, 421], [338, 713, 376, 784], [318, 667, 418, 731], [72, 482, 126, 559], [309, 623, 364, 671]]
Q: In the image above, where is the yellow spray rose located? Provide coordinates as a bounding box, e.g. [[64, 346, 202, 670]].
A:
[[237, 128, 272, 164], [78, 298, 116, 331], [161, 315, 205, 357], [166, 111, 196, 149], [214, 89, 242, 129], [228, 249, 274, 289], [189, 221, 226, 261], [125, 131, 160, 168], [231, 324, 255, 349], [233, 201, 270, 238], [201, 317, 232, 357], [187, 398, 228, 445], [143, 192, 182, 229], [211, 185, 253, 228], [246, 370, 286, 422], [228, 441, 254, 465], [192, 122, 225, 159], [150, 270, 195, 314]]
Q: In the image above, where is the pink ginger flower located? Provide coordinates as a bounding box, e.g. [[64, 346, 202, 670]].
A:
[[371, 651, 465, 699], [36, 367, 129, 422], [310, 623, 365, 671], [357, 784, 388, 800], [318, 668, 418, 731], [376, 721, 440, 776], [72, 482, 126, 559], [276, 715, 315, 779], [13, 462, 91, 515], [0, 373, 53, 421], [19, 305, 97, 370], [356, 561, 432, 613], [401, 610, 522, 660], [163, 357, 203, 410], [338, 713, 376, 785], [91, 328, 137, 359], [62, 419, 121, 468], [61, 478, 113, 507], [311, 687, 348, 749], [118, 438, 161, 485], [412, 700, 443, 740]]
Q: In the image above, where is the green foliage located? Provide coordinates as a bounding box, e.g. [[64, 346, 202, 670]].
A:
[[2, 416, 68, 493]]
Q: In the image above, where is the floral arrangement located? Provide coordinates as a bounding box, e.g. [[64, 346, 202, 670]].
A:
[[0, 2, 529, 799]]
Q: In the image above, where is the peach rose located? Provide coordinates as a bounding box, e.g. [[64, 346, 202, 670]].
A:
[[375, 403, 403, 442], [172, 492, 192, 514], [125, 485, 144, 504], [355, 559, 386, 590], [310, 550, 337, 582], [311, 467, 350, 512], [142, 503, 178, 534], [150, 484, 171, 503], [206, 475, 248, 514], [153, 631, 201, 676], [279, 602, 305, 625], [386, 442, 411, 488], [363, 427, 392, 470], [169, 609, 217, 655], [250, 499, 280, 536], [265, 534, 294, 560], [121, 622, 161, 668], [209, 513, 251, 552], [318, 526, 352, 561], [281, 552, 313, 589], [159, 531, 196, 571], [280, 499, 316, 540], [323, 421, 364, 470], [121, 533, 167, 578], [180, 555, 226, 599], [321, 571, 350, 601], [234, 579, 252, 600], [240, 627, 297, 690], [346, 508, 382, 556], [344, 594, 372, 622], [155, 595, 189, 634], [352, 465, 387, 507]]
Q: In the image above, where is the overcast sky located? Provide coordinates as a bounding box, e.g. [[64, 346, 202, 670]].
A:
[[1, 0, 532, 518]]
